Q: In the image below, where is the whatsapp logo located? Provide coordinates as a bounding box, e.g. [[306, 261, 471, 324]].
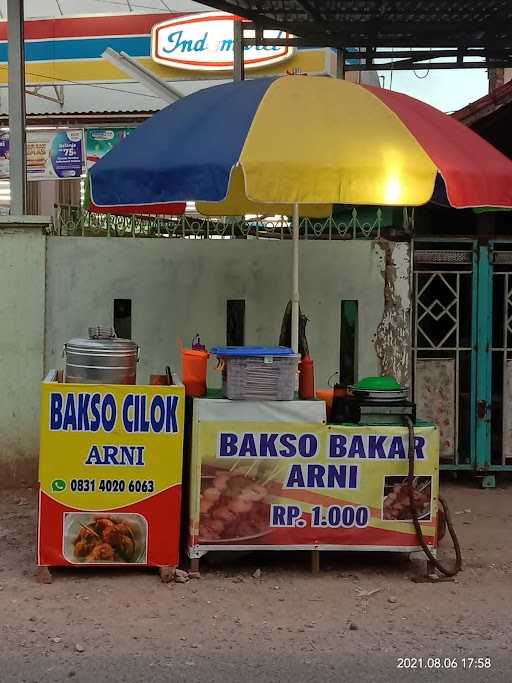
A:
[[51, 479, 66, 493]]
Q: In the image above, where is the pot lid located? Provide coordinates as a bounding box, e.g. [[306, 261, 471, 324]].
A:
[[65, 337, 138, 352], [353, 376, 402, 391]]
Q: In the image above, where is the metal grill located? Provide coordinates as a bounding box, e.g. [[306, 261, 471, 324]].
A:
[[494, 252, 512, 264], [491, 251, 512, 466], [413, 245, 475, 465], [47, 205, 418, 241], [415, 250, 472, 265]]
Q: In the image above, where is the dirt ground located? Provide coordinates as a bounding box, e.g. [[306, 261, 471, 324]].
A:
[[1, 479, 512, 682]]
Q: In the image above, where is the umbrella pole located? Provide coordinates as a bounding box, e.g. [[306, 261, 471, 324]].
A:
[[291, 203, 300, 354]]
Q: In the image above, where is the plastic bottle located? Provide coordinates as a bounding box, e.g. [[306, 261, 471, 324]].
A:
[[299, 355, 315, 399]]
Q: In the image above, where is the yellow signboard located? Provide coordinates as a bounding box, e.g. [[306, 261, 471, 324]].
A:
[[38, 379, 185, 568], [189, 414, 439, 555]]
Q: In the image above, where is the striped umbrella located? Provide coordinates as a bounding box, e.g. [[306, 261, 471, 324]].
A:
[[90, 76, 512, 350]]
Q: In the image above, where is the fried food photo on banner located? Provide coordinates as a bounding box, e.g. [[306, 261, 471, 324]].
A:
[[199, 464, 277, 542], [382, 476, 432, 521], [64, 513, 146, 563]]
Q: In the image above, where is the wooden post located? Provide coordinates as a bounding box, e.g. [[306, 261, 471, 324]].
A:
[[36, 566, 52, 584], [311, 549, 320, 574], [336, 49, 346, 79]]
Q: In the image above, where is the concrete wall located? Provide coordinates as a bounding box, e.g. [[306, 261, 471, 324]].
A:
[[45, 238, 390, 389], [0, 221, 47, 486], [0, 233, 410, 487]]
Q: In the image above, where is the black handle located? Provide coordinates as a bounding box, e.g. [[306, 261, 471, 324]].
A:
[[165, 366, 174, 386]]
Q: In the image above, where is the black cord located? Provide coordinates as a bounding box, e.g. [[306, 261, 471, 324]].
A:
[[405, 416, 462, 577]]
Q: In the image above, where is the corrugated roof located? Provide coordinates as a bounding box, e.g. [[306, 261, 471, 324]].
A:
[[199, 0, 512, 47], [196, 0, 512, 71], [453, 80, 512, 125], [0, 77, 232, 116]]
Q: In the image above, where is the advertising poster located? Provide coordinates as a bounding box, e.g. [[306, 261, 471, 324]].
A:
[[38, 379, 185, 568], [0, 130, 85, 180], [86, 128, 134, 169], [189, 400, 439, 556], [0, 133, 9, 179]]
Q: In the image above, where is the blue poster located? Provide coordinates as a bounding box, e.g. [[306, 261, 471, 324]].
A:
[[0, 133, 9, 179], [50, 131, 83, 179], [0, 130, 85, 180]]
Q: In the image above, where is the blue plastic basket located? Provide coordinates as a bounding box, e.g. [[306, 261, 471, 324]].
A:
[[211, 346, 299, 400]]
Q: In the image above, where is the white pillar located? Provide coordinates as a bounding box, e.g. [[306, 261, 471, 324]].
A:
[[0, 216, 50, 486], [7, 0, 27, 215], [291, 203, 300, 354]]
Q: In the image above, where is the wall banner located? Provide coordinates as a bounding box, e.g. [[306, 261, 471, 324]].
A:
[[0, 129, 85, 181], [189, 403, 439, 556], [86, 128, 135, 170]]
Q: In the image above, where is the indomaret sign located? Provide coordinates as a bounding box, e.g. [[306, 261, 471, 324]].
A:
[[151, 11, 295, 72]]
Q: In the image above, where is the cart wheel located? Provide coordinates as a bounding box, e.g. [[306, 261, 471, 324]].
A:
[[159, 566, 176, 583], [36, 566, 52, 584]]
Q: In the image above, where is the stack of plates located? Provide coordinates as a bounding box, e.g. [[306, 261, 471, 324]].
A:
[[349, 386, 409, 403]]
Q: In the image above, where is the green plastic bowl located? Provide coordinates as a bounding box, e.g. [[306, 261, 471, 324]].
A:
[[354, 376, 401, 391]]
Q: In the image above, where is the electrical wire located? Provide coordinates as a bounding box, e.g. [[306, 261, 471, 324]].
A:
[[412, 46, 432, 80], [0, 64, 166, 101], [86, 0, 174, 12], [405, 416, 462, 577]]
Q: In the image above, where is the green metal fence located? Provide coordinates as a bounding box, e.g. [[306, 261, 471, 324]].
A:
[[51, 204, 415, 240]]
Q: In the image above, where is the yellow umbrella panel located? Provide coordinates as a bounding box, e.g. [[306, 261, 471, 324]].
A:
[[196, 166, 332, 218]]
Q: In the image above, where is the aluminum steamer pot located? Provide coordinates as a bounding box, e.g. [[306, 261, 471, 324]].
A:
[[64, 328, 139, 385]]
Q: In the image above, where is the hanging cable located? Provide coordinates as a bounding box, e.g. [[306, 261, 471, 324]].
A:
[[405, 416, 462, 577], [87, 0, 174, 11], [412, 46, 432, 80], [0, 65, 166, 101]]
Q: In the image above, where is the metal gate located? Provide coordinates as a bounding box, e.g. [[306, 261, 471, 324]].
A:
[[412, 240, 477, 470], [486, 242, 512, 472], [413, 239, 512, 478]]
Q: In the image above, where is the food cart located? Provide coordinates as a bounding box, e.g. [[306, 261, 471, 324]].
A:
[[85, 75, 512, 578], [187, 389, 439, 573], [37, 331, 185, 583]]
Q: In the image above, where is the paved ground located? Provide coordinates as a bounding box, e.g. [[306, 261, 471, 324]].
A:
[[1, 480, 512, 682]]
